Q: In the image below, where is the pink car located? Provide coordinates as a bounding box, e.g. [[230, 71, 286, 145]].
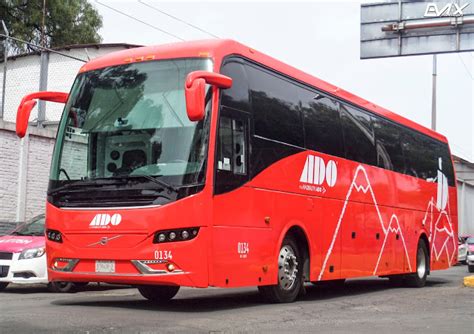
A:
[[467, 237, 474, 273], [0, 215, 86, 292]]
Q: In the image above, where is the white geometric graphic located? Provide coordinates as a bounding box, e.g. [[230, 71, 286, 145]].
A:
[[422, 199, 456, 264], [317, 163, 456, 281], [318, 165, 412, 280], [436, 158, 448, 211]]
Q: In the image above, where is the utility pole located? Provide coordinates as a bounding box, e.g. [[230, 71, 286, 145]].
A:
[[41, 0, 47, 47], [431, 54, 437, 131]]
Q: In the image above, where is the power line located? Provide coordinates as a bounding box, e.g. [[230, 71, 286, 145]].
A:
[[451, 142, 473, 160], [138, 0, 220, 39], [95, 0, 185, 41], [0, 34, 87, 62]]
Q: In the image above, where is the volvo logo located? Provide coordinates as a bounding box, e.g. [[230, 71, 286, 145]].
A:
[[87, 235, 122, 247]]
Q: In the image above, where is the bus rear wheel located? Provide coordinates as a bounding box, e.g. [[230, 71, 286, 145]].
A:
[[258, 236, 304, 303], [137, 285, 180, 302], [0, 282, 8, 291], [405, 240, 429, 288]]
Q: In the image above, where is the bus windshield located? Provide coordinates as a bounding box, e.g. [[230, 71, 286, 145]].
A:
[[49, 58, 212, 204]]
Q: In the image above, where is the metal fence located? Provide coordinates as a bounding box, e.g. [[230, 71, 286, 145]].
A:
[[0, 36, 87, 127]]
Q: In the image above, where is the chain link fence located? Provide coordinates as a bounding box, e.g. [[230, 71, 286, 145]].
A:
[[0, 36, 140, 128], [0, 36, 88, 127]]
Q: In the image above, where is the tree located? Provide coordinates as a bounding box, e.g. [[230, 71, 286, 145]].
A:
[[1, 0, 103, 55]]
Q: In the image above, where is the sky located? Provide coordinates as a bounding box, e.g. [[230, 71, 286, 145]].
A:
[[93, 0, 474, 161]]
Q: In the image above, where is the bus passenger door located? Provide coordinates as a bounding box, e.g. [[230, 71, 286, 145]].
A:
[[212, 108, 272, 287]]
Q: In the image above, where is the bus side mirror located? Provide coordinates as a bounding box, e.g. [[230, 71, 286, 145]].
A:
[[185, 71, 232, 121], [16, 91, 69, 138]]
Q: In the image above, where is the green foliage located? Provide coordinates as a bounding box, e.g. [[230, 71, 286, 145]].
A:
[[1, 0, 103, 54]]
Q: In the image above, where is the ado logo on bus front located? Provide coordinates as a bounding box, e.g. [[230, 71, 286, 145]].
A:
[[299, 155, 337, 193], [89, 213, 122, 229]]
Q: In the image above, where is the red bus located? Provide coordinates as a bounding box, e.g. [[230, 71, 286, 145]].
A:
[[16, 40, 458, 303]]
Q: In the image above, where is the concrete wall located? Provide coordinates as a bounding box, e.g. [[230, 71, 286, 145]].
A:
[[0, 121, 56, 223], [457, 182, 474, 235], [455, 158, 474, 236]]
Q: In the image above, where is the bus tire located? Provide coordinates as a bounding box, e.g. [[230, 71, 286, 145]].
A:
[[0, 282, 8, 291], [137, 285, 180, 302], [405, 240, 429, 288], [258, 236, 304, 303]]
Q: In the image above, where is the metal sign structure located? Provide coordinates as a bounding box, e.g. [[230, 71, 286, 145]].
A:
[[361, 0, 474, 59]]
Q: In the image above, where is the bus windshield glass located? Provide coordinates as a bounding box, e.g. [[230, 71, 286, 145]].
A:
[[50, 58, 212, 194]]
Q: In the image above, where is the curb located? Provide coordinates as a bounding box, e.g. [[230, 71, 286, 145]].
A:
[[463, 275, 474, 287]]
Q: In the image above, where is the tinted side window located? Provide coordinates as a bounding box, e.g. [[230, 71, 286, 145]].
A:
[[401, 131, 438, 180], [215, 108, 250, 194], [246, 65, 304, 147], [220, 61, 250, 112], [299, 88, 344, 157], [372, 117, 406, 173], [341, 104, 377, 166]]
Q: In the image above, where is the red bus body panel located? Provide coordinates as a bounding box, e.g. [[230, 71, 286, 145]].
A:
[[46, 39, 458, 288]]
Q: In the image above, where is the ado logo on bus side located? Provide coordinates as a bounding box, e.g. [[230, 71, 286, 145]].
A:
[[299, 155, 337, 193]]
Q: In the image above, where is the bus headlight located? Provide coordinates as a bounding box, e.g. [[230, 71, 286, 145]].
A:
[[153, 227, 200, 243], [19, 247, 46, 260], [46, 229, 63, 243]]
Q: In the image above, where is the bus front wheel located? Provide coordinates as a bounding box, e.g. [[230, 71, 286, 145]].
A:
[[137, 285, 180, 302], [258, 236, 304, 303]]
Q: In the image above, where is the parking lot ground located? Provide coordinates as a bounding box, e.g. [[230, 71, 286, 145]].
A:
[[0, 265, 473, 333]]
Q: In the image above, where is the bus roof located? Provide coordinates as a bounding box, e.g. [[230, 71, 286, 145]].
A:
[[80, 39, 448, 143]]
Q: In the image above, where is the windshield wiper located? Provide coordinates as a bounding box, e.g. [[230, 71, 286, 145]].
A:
[[130, 175, 179, 193], [48, 179, 124, 196]]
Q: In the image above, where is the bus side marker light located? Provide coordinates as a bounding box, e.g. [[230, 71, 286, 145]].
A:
[[167, 264, 175, 272], [264, 217, 271, 224]]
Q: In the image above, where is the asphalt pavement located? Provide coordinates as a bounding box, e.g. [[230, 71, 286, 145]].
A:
[[0, 265, 473, 333]]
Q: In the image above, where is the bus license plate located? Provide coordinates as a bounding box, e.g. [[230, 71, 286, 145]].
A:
[[95, 260, 115, 273]]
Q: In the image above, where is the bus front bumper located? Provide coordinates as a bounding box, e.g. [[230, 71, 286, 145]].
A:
[[46, 228, 209, 288]]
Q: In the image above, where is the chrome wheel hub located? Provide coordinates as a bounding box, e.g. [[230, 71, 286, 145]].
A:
[[417, 247, 426, 279], [278, 245, 298, 291]]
